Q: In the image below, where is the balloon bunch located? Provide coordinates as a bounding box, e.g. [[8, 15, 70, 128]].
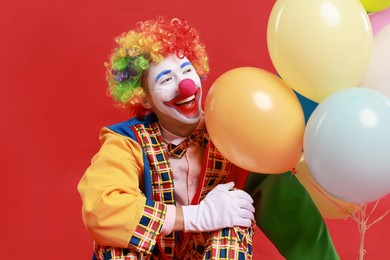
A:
[[205, 0, 390, 222], [267, 0, 390, 206]]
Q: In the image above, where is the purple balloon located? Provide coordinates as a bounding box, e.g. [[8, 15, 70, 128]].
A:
[[369, 7, 390, 35]]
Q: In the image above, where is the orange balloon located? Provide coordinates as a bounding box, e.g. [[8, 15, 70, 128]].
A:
[[204, 67, 305, 173], [295, 154, 360, 219]]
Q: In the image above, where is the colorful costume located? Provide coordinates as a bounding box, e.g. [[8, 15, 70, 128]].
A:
[[78, 113, 339, 260], [78, 113, 254, 259]]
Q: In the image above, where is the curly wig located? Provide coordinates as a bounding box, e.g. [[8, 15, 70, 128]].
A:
[[105, 16, 209, 117]]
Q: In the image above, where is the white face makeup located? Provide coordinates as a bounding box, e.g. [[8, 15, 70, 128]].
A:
[[146, 54, 202, 125]]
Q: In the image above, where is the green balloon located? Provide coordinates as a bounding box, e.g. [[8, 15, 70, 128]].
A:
[[360, 0, 390, 12]]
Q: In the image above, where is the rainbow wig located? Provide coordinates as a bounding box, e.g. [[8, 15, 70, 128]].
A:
[[105, 16, 209, 117]]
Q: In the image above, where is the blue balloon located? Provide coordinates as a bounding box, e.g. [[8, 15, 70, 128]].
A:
[[304, 87, 390, 203], [294, 91, 318, 124]]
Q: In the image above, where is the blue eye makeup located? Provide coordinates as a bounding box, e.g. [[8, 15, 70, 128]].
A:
[[180, 61, 192, 68], [155, 70, 172, 82]]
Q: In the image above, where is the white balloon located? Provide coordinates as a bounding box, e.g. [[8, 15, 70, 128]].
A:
[[361, 24, 390, 98]]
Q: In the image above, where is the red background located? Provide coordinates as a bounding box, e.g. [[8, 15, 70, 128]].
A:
[[1, 0, 389, 259]]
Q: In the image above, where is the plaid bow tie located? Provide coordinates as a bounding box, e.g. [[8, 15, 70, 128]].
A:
[[167, 129, 208, 159]]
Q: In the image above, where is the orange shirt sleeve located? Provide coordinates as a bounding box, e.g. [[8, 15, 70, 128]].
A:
[[77, 127, 147, 248]]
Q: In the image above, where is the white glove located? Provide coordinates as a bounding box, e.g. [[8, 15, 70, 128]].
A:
[[182, 182, 255, 232]]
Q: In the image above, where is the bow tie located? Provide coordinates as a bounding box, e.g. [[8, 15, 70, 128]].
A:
[[167, 129, 209, 159]]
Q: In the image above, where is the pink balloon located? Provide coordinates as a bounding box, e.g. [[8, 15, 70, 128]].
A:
[[369, 7, 390, 35]]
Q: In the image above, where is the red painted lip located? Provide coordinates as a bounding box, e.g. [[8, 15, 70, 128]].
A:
[[164, 88, 201, 118]]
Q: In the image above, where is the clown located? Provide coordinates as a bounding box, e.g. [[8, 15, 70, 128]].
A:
[[78, 16, 339, 259]]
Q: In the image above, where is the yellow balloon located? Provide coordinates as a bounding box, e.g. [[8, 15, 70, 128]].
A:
[[204, 67, 305, 173], [295, 154, 360, 219], [360, 0, 390, 12], [268, 0, 373, 103]]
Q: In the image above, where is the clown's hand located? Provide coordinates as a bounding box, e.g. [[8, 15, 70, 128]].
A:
[[182, 182, 255, 232]]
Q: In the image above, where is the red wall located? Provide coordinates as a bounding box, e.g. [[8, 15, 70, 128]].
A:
[[1, 0, 389, 259]]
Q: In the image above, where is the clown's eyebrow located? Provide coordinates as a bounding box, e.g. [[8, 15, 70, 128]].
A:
[[155, 70, 172, 82], [180, 61, 192, 68]]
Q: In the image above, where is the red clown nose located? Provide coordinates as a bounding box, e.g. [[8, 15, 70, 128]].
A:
[[178, 78, 197, 98]]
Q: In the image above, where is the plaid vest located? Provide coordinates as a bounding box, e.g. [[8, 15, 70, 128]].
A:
[[130, 119, 234, 259]]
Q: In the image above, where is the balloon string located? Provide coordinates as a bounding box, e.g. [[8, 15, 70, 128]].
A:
[[367, 207, 390, 229], [296, 171, 350, 217], [350, 200, 390, 260], [350, 204, 367, 260]]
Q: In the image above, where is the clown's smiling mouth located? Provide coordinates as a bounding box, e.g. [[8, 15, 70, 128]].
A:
[[175, 94, 196, 105], [164, 88, 201, 118]]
